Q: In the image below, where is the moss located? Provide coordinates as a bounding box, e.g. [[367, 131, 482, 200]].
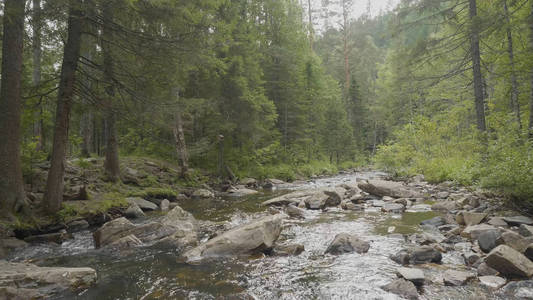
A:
[[129, 188, 178, 200]]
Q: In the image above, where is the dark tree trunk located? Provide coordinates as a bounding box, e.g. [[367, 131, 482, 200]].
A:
[[43, 0, 84, 213], [308, 0, 313, 50], [468, 0, 487, 132], [102, 1, 120, 182], [80, 0, 97, 157], [504, 0, 522, 130], [0, 0, 26, 216], [33, 0, 44, 151], [172, 89, 189, 178]]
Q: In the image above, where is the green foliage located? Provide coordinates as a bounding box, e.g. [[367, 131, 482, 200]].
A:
[[130, 188, 178, 200]]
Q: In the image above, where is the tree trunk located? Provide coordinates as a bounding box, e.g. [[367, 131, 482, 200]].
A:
[[468, 0, 487, 132], [342, 0, 350, 94], [172, 89, 189, 178], [0, 0, 26, 216], [504, 0, 522, 130], [80, 0, 97, 158], [33, 0, 44, 152], [102, 1, 120, 182], [529, 0, 533, 139], [43, 0, 84, 213], [308, 0, 313, 50]]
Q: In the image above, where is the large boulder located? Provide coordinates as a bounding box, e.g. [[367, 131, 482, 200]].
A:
[[227, 187, 259, 197], [285, 205, 305, 219], [304, 192, 329, 210], [0, 238, 27, 259], [93, 217, 136, 248], [325, 233, 370, 255], [461, 224, 498, 240], [485, 245, 533, 278], [381, 278, 418, 300], [0, 261, 97, 298], [477, 230, 502, 253], [478, 276, 506, 289], [273, 243, 305, 256], [461, 212, 487, 226], [431, 201, 456, 212], [182, 214, 285, 262], [382, 203, 405, 213], [261, 190, 313, 207], [357, 180, 421, 199], [410, 246, 442, 264], [126, 197, 158, 211], [496, 231, 533, 253], [501, 280, 533, 299]]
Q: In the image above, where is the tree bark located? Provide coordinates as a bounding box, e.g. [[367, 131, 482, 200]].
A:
[[80, 0, 97, 157], [468, 0, 487, 132], [0, 0, 26, 216], [43, 0, 84, 213], [102, 1, 120, 182], [172, 89, 189, 178], [342, 0, 351, 94], [504, 0, 522, 130], [33, 0, 44, 151], [308, 0, 313, 50]]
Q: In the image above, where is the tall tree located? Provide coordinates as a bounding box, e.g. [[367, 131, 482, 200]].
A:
[[341, 0, 353, 94], [0, 0, 27, 216], [503, 0, 521, 129], [102, 0, 120, 182], [33, 0, 44, 151], [468, 0, 486, 132], [529, 0, 533, 139], [43, 0, 84, 213]]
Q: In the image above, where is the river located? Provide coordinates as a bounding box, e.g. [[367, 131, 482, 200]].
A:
[[8, 171, 501, 299]]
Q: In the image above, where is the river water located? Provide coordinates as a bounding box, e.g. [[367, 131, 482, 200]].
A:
[[9, 171, 501, 299]]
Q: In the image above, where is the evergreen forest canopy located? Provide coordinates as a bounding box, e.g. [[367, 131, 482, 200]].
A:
[[0, 0, 532, 219]]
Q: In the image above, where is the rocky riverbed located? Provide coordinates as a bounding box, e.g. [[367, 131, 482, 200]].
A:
[[2, 170, 533, 299]]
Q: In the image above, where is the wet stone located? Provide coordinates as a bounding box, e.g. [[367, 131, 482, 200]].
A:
[[325, 233, 370, 255], [503, 216, 533, 227], [478, 276, 506, 289], [420, 216, 446, 227], [443, 269, 475, 286], [396, 267, 425, 286], [381, 278, 419, 300], [477, 230, 501, 253], [519, 224, 533, 237]]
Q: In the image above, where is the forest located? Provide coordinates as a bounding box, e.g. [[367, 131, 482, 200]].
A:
[[1, 0, 533, 299]]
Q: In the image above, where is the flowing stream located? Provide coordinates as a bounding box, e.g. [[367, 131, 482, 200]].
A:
[[8, 171, 500, 299]]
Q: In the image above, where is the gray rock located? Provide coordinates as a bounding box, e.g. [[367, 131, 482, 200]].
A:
[[240, 178, 257, 187], [410, 246, 442, 264], [462, 212, 487, 226], [382, 203, 405, 213], [504, 216, 533, 226], [477, 262, 499, 276], [462, 252, 480, 266], [192, 189, 215, 199], [431, 201, 456, 212], [325, 233, 370, 255], [358, 180, 421, 199], [437, 191, 450, 199], [93, 217, 136, 248], [227, 188, 259, 197], [285, 204, 305, 219], [274, 243, 304, 256], [420, 216, 446, 227], [66, 219, 90, 232], [502, 280, 533, 299], [305, 192, 330, 210], [397, 267, 425, 286], [109, 234, 143, 249], [443, 269, 475, 286], [477, 230, 502, 253], [381, 278, 419, 300], [126, 197, 158, 211], [341, 201, 364, 211], [261, 190, 310, 206], [124, 203, 145, 219], [0, 238, 27, 259], [478, 275, 506, 289], [496, 231, 533, 253], [0, 261, 97, 298], [390, 250, 410, 265], [488, 217, 508, 227], [159, 199, 170, 211], [183, 214, 285, 261], [461, 224, 498, 240], [519, 224, 533, 237], [485, 245, 533, 278]]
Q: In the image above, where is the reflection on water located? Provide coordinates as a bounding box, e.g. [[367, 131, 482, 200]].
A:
[[14, 171, 501, 300]]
